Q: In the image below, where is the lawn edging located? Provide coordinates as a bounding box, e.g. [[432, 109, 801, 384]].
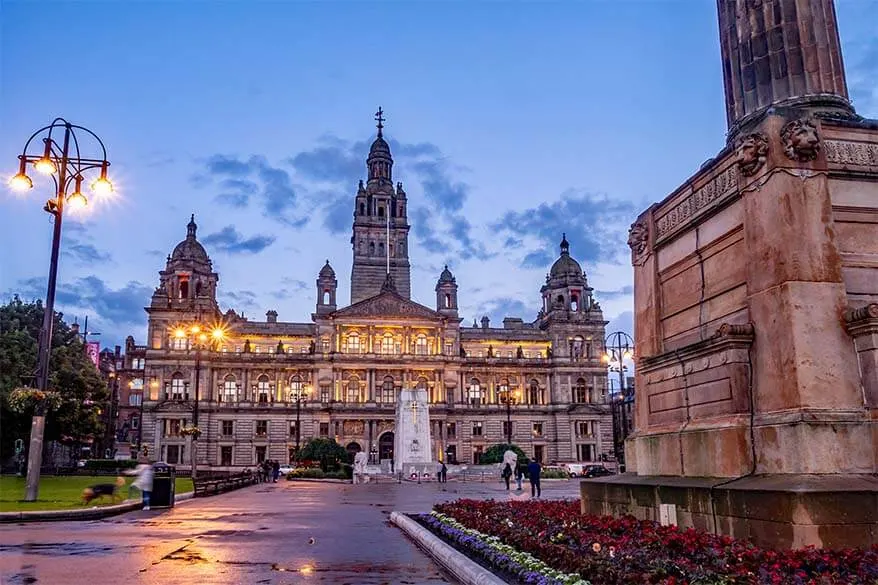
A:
[[390, 511, 507, 585], [0, 491, 194, 523]]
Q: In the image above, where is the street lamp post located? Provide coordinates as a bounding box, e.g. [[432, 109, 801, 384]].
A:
[[292, 385, 311, 453], [501, 388, 521, 446], [8, 118, 113, 502], [174, 323, 225, 480], [602, 331, 634, 466]]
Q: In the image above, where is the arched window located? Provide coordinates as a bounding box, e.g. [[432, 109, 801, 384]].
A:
[[415, 333, 428, 355], [170, 372, 186, 401], [195, 281, 203, 297], [257, 375, 271, 403], [571, 294, 579, 311], [346, 332, 360, 353], [572, 336, 584, 360], [289, 375, 304, 402], [378, 242, 385, 257], [556, 294, 564, 307], [359, 203, 365, 215], [467, 378, 484, 406], [221, 374, 237, 403], [573, 377, 587, 403], [528, 379, 541, 405], [322, 290, 330, 304], [497, 379, 510, 403], [179, 279, 189, 299], [347, 377, 361, 403], [444, 293, 451, 308], [369, 242, 375, 255], [381, 333, 394, 355], [378, 206, 385, 217], [381, 376, 395, 404]]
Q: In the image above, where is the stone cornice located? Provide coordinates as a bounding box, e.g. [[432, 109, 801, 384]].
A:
[[640, 322, 754, 375]]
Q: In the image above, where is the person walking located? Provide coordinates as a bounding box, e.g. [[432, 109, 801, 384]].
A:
[[272, 460, 280, 483], [527, 459, 541, 498], [501, 462, 513, 491], [515, 462, 524, 491], [440, 461, 448, 483], [126, 461, 154, 510]]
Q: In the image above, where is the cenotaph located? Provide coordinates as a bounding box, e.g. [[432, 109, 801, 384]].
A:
[[582, 0, 877, 549], [394, 386, 434, 479]]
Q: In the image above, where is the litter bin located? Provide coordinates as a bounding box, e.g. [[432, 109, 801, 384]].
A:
[[151, 462, 176, 508]]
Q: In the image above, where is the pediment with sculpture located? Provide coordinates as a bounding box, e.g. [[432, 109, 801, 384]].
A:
[[332, 291, 443, 321]]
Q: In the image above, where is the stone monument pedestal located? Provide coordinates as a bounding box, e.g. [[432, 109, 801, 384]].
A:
[[394, 387, 433, 479]]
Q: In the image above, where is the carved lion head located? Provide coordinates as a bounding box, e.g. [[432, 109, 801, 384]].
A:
[[627, 222, 649, 256], [736, 132, 769, 177], [781, 119, 821, 162]]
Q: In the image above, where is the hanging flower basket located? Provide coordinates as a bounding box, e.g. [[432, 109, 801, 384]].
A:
[[180, 426, 202, 439], [7, 388, 63, 413]]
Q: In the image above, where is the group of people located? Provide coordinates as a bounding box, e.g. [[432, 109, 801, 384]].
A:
[[502, 459, 542, 497], [255, 460, 282, 483]]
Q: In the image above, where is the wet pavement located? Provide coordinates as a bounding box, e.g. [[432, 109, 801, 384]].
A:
[[0, 479, 581, 584]]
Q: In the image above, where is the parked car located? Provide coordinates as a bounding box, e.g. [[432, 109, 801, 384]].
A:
[[278, 464, 295, 476], [582, 465, 613, 478]]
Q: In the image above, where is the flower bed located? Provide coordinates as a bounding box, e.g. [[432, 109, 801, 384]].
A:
[[425, 499, 878, 585]]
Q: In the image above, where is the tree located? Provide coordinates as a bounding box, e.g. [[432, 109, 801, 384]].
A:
[[479, 443, 530, 466], [295, 437, 348, 471], [0, 296, 108, 463]]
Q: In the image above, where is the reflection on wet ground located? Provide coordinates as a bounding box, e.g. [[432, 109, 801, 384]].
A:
[[0, 479, 581, 584]]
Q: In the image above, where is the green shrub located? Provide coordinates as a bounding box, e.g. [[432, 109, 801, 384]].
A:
[[287, 468, 325, 479], [540, 468, 569, 479], [478, 444, 530, 466], [83, 459, 138, 470], [295, 438, 348, 471]]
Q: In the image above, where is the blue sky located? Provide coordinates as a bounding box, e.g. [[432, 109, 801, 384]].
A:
[[2, 0, 876, 348]]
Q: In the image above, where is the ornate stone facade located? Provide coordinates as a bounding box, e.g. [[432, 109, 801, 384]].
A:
[[139, 119, 612, 471]]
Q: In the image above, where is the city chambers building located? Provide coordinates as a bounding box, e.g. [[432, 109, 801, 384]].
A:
[[139, 117, 613, 471]]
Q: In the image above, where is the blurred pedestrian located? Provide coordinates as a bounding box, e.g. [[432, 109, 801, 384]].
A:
[[527, 460, 541, 498], [125, 461, 154, 510], [502, 462, 512, 491], [515, 463, 524, 491]]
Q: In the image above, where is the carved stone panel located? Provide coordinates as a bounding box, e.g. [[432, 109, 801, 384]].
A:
[[343, 420, 365, 435], [824, 140, 878, 167], [655, 166, 739, 242]]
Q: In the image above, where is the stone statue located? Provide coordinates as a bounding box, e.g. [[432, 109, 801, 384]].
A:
[[627, 222, 649, 256], [352, 451, 369, 484], [502, 449, 518, 470], [781, 118, 821, 162]]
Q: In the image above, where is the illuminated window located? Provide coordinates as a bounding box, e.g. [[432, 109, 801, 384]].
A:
[[381, 333, 394, 355], [221, 375, 237, 403], [170, 373, 186, 401], [528, 379, 542, 405], [289, 375, 304, 401], [467, 378, 484, 406], [380, 376, 395, 404], [257, 375, 271, 403], [256, 420, 268, 436], [415, 334, 428, 355], [346, 332, 360, 353], [347, 377, 361, 403]]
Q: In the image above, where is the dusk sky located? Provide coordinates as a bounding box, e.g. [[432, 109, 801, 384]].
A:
[[2, 1, 876, 349]]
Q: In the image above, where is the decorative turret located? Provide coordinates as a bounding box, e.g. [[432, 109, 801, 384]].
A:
[[316, 260, 337, 315], [435, 265, 458, 317], [540, 233, 593, 318], [152, 214, 218, 308], [367, 107, 393, 185]]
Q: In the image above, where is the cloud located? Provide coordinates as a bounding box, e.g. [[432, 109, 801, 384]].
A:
[[11, 275, 151, 327], [472, 297, 537, 327], [287, 140, 365, 183], [272, 279, 308, 300], [64, 242, 112, 264], [219, 289, 259, 311], [596, 285, 633, 301], [197, 155, 306, 225], [493, 191, 638, 268], [606, 311, 634, 337], [202, 226, 276, 255]]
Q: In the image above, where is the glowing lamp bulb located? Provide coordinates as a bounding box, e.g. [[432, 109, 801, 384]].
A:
[[9, 173, 33, 191], [190, 325, 201, 334], [66, 191, 88, 212], [623, 350, 633, 360], [91, 176, 114, 196], [174, 328, 186, 339], [198, 333, 208, 343], [34, 157, 56, 175], [211, 328, 225, 340]]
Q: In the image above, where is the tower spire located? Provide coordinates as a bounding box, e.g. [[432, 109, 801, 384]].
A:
[[187, 214, 197, 238], [375, 106, 385, 138]]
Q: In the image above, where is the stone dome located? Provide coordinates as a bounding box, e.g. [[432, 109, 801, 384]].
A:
[[369, 135, 391, 156], [438, 265, 455, 284], [549, 234, 583, 279], [171, 215, 209, 262], [319, 260, 336, 278]]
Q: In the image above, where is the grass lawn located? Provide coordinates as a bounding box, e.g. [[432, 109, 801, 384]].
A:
[[0, 475, 194, 512]]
